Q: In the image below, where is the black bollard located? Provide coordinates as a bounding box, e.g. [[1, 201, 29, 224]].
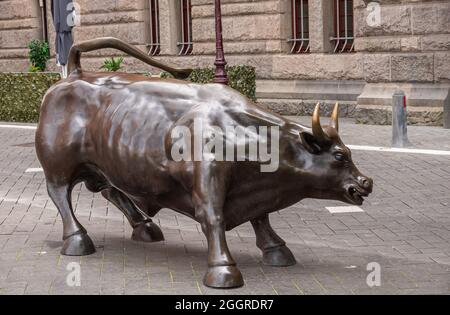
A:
[[392, 90, 411, 147]]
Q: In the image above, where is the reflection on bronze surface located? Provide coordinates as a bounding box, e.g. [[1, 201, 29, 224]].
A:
[[36, 38, 373, 289]]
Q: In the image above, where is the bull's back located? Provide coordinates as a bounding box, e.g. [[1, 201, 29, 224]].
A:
[[36, 73, 210, 196]]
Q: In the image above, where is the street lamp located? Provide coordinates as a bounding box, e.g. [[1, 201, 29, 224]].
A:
[[213, 0, 228, 85]]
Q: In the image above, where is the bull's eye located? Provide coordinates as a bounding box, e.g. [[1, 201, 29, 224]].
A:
[[334, 152, 346, 162]]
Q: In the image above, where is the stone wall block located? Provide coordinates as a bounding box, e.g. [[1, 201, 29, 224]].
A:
[[400, 36, 421, 52], [0, 0, 36, 20], [0, 29, 41, 49], [363, 54, 391, 82], [193, 40, 282, 55], [422, 34, 450, 51], [391, 54, 434, 82], [355, 5, 411, 37], [0, 18, 40, 31], [73, 22, 147, 45], [193, 14, 282, 42], [192, 1, 280, 18], [271, 54, 364, 81], [355, 37, 401, 52], [411, 2, 450, 35], [0, 59, 30, 72], [79, 11, 145, 26], [434, 52, 450, 82], [75, 0, 145, 14], [0, 48, 29, 59]]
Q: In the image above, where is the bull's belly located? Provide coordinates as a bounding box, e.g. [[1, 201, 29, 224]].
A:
[[97, 162, 197, 218], [138, 187, 294, 231], [102, 170, 288, 230], [90, 157, 298, 230], [223, 193, 295, 230]]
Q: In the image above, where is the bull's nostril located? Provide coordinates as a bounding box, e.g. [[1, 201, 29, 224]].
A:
[[360, 177, 371, 189], [356, 176, 372, 192]]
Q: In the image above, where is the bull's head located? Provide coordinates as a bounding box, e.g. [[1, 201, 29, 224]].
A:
[[285, 103, 373, 205]]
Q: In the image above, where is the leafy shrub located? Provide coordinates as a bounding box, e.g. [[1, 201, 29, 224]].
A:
[[29, 65, 42, 73], [0, 73, 61, 123], [0, 65, 256, 123], [160, 65, 256, 101], [100, 57, 124, 72], [28, 40, 50, 72]]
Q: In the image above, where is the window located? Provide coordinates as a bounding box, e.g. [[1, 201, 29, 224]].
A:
[[331, 0, 355, 53], [147, 0, 160, 56], [178, 0, 193, 55], [288, 0, 310, 53]]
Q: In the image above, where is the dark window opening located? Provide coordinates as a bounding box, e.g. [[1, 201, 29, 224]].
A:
[[288, 0, 310, 53], [331, 0, 355, 53], [178, 0, 193, 55], [147, 0, 161, 56]]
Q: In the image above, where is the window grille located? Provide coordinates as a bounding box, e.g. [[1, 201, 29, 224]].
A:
[[288, 0, 310, 53], [331, 0, 355, 53], [147, 0, 161, 56], [178, 0, 193, 55]]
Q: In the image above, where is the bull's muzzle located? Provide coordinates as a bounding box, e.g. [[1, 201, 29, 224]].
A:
[[358, 175, 373, 193], [345, 175, 373, 205]]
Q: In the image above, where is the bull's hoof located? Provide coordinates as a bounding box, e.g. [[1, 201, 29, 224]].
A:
[[203, 265, 244, 289], [61, 233, 96, 256], [262, 245, 296, 266], [131, 220, 164, 243]]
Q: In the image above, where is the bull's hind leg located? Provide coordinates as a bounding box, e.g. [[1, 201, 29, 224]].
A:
[[47, 182, 96, 256], [251, 214, 296, 266], [101, 188, 164, 242]]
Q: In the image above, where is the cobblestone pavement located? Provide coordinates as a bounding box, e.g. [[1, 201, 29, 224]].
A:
[[0, 120, 449, 295]]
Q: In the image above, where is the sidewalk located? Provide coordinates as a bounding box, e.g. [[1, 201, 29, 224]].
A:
[[0, 120, 449, 295]]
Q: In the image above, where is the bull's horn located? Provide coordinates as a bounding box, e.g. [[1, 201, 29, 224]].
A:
[[330, 102, 339, 132], [312, 103, 328, 143]]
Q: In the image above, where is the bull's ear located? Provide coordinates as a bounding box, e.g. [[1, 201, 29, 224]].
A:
[[299, 132, 322, 154]]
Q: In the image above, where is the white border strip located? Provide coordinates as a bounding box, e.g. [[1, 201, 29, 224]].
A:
[[348, 145, 450, 156], [326, 206, 364, 214], [25, 168, 43, 173], [0, 124, 37, 130]]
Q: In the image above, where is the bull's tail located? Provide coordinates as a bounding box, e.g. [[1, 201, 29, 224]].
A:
[[67, 37, 192, 79]]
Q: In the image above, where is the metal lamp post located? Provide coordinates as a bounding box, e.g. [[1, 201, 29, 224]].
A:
[[213, 0, 228, 85]]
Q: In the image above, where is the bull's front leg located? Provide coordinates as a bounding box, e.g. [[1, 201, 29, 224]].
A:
[[251, 214, 296, 266], [193, 162, 243, 288]]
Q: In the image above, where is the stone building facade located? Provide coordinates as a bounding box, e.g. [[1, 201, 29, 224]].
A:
[[0, 0, 449, 125]]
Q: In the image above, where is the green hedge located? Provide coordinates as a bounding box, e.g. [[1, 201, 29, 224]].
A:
[[0, 65, 256, 123], [161, 65, 257, 101], [0, 72, 61, 123]]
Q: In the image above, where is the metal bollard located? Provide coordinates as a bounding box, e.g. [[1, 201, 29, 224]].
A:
[[392, 90, 411, 147], [444, 92, 450, 129]]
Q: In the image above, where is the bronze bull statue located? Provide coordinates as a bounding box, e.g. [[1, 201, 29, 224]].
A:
[[36, 37, 373, 289]]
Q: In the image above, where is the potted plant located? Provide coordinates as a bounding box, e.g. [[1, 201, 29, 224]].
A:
[[28, 39, 50, 72]]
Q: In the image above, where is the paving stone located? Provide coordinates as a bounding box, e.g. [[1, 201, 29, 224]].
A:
[[0, 121, 449, 294]]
